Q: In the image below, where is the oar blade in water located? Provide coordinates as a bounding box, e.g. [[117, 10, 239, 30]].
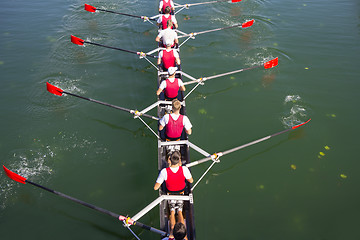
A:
[[264, 57, 279, 69], [71, 35, 85, 45], [242, 19, 254, 28], [46, 82, 64, 96], [84, 4, 96, 12], [3, 165, 27, 184]]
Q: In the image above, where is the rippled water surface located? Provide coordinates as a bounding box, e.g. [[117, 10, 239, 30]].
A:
[[1, 0, 359, 239]]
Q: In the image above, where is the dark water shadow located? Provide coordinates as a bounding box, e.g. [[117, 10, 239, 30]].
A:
[[92, 118, 158, 139], [56, 209, 133, 239]]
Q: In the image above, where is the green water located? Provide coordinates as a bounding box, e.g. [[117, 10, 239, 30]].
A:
[[1, 0, 359, 239]]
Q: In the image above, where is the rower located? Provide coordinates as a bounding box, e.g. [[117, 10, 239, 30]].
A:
[[159, 99, 192, 141], [154, 151, 193, 239], [157, 67, 185, 100], [159, 0, 175, 14], [156, 19, 179, 48], [157, 6, 178, 29], [158, 39, 181, 71]]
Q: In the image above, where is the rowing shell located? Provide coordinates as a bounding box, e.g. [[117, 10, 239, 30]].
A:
[[156, 49, 196, 239]]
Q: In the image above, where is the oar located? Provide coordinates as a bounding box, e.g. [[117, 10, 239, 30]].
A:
[[84, 4, 157, 21], [179, 19, 254, 39], [70, 35, 157, 59], [175, 0, 242, 8], [2, 165, 168, 237], [46, 82, 159, 120], [186, 119, 311, 168], [184, 57, 278, 86]]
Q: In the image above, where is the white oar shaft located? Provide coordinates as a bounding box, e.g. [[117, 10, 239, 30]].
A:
[[222, 136, 271, 155], [184, 81, 202, 99], [137, 116, 160, 139], [191, 160, 217, 191]]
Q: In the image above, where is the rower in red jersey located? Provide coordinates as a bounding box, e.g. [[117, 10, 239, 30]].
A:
[[157, 6, 178, 29], [159, 0, 175, 14], [157, 67, 185, 100], [154, 151, 193, 239], [158, 39, 181, 71], [159, 99, 192, 141]]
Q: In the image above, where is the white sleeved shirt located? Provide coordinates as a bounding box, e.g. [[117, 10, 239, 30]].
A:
[[157, 28, 178, 46], [159, 113, 192, 130], [156, 166, 192, 184]]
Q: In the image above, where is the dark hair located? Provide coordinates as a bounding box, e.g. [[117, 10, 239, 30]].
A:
[[173, 222, 187, 240], [164, 6, 171, 14], [170, 150, 181, 165]]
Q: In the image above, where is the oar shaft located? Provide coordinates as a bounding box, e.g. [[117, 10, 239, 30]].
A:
[[187, 120, 311, 168], [62, 91, 158, 120], [63, 91, 131, 113], [27, 180, 120, 218], [83, 41, 139, 55], [26, 180, 167, 236], [205, 65, 260, 81], [97, 9, 156, 21], [195, 23, 242, 36], [97, 9, 141, 19]]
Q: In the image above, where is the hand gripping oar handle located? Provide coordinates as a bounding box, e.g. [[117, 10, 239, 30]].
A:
[[46, 83, 158, 120], [2, 165, 168, 237], [70, 35, 157, 59], [186, 119, 311, 168]]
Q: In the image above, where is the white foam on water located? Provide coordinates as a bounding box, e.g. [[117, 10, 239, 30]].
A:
[[0, 145, 55, 210], [281, 95, 309, 128]]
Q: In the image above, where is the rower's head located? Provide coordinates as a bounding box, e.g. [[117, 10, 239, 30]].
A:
[[168, 66, 177, 76], [164, 6, 171, 14], [170, 150, 181, 166], [165, 39, 173, 48], [172, 99, 181, 112], [173, 222, 187, 240], [167, 19, 173, 29]]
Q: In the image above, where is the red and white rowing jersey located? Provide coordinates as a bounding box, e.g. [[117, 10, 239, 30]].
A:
[[162, 49, 176, 69], [164, 78, 179, 98], [166, 114, 184, 139], [159, 0, 173, 13], [165, 166, 186, 192]]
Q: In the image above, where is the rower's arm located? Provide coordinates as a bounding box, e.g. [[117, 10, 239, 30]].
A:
[[154, 182, 161, 190], [186, 128, 192, 135], [156, 88, 163, 96], [187, 177, 194, 184], [180, 85, 186, 92]]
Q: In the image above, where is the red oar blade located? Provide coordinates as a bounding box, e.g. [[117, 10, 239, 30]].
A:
[[264, 57, 279, 69], [71, 35, 85, 46], [46, 82, 64, 96], [84, 4, 96, 12], [242, 19, 254, 28], [292, 119, 311, 129], [3, 165, 27, 184], [231, 0, 242, 2]]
